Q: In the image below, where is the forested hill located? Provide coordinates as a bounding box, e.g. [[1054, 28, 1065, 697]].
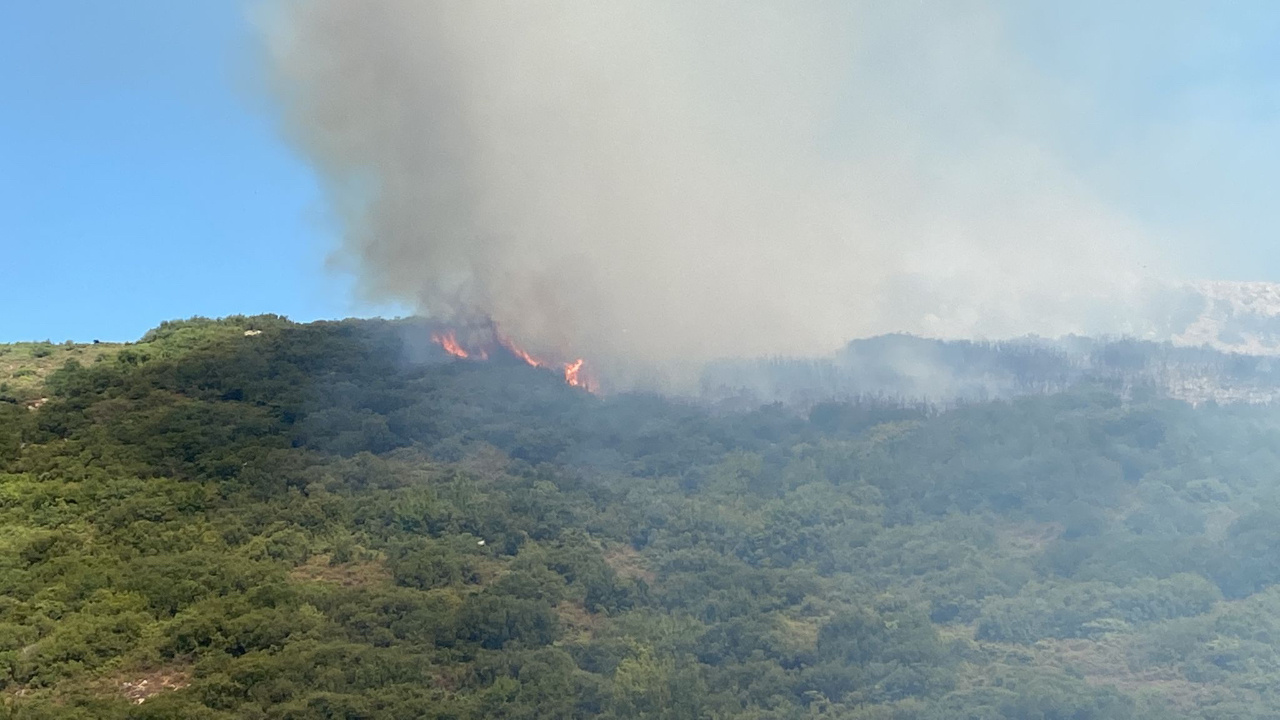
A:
[[5, 316, 1280, 718]]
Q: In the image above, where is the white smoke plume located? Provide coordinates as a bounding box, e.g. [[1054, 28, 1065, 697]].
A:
[[257, 1, 1171, 388]]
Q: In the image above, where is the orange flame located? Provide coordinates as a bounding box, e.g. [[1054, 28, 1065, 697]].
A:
[[498, 333, 596, 392], [430, 325, 596, 393], [497, 334, 546, 368], [431, 330, 469, 359], [564, 358, 587, 388]]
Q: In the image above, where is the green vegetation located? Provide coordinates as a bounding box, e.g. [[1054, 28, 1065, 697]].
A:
[[3, 315, 1280, 717], [0, 340, 122, 406]]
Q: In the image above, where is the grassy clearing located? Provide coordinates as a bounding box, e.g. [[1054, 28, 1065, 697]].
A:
[[0, 341, 124, 405]]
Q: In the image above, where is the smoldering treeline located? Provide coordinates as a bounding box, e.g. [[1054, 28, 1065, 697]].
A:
[[258, 0, 1171, 389]]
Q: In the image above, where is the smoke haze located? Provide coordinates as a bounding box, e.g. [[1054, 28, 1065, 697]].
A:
[[258, 0, 1172, 388]]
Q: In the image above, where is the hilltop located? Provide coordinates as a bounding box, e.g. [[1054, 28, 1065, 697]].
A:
[[0, 340, 124, 408]]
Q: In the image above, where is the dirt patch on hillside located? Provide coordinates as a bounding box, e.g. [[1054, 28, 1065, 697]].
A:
[[290, 554, 392, 587], [114, 666, 192, 704], [603, 545, 656, 584]]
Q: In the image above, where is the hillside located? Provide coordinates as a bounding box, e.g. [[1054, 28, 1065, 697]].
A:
[[4, 316, 1280, 718]]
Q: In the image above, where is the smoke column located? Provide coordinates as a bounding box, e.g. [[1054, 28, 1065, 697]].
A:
[[257, 1, 1170, 388]]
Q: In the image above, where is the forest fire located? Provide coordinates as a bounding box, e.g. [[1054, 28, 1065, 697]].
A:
[[563, 358, 587, 389], [497, 335, 543, 369], [431, 330, 476, 359], [431, 325, 596, 392]]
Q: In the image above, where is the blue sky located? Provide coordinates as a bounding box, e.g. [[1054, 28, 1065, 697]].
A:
[[1, 0, 404, 342], [1004, 0, 1280, 279], [3, 1, 1280, 342]]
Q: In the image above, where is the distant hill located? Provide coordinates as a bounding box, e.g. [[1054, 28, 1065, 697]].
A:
[[1170, 280, 1280, 355], [701, 280, 1280, 407], [702, 328, 1280, 408]]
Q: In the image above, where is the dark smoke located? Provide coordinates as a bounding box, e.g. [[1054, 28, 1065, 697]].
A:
[[257, 1, 1172, 389]]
